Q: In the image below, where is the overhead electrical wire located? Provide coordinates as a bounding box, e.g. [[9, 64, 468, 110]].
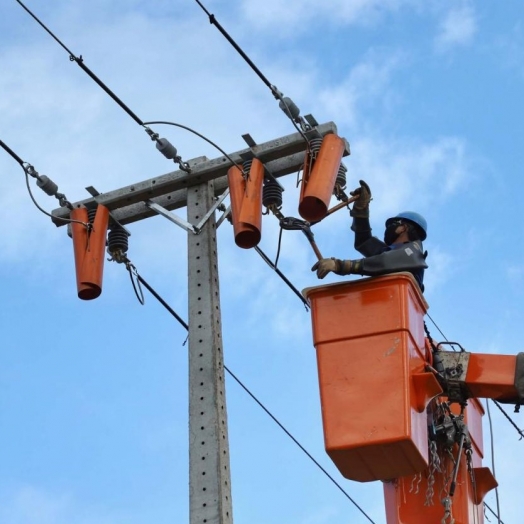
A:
[[427, 311, 524, 523], [15, 0, 191, 173], [427, 312, 524, 441], [143, 120, 243, 172], [113, 258, 373, 522], [12, 3, 516, 519], [0, 139, 88, 227], [486, 400, 502, 524], [484, 502, 506, 524], [492, 399, 524, 439], [193, 0, 311, 142]]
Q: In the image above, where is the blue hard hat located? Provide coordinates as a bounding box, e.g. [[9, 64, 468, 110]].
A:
[[386, 211, 427, 240]]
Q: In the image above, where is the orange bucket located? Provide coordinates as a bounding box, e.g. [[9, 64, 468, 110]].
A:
[[304, 273, 441, 482]]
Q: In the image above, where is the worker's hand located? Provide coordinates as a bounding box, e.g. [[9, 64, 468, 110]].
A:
[[350, 180, 372, 218], [311, 258, 339, 279], [311, 258, 362, 278]]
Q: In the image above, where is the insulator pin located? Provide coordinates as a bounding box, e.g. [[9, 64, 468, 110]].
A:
[[279, 97, 301, 121], [262, 179, 283, 208], [156, 138, 178, 160], [36, 175, 59, 196], [107, 226, 129, 261], [242, 159, 253, 173], [336, 164, 347, 190], [87, 208, 97, 223], [309, 137, 323, 159]]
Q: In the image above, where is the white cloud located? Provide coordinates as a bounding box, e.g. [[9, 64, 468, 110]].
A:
[[434, 5, 477, 53], [239, 0, 419, 32], [506, 264, 524, 283], [0, 486, 71, 524], [422, 246, 455, 294], [317, 50, 407, 132], [345, 135, 470, 220]]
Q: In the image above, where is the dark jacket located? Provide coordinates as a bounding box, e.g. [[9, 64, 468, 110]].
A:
[[352, 218, 428, 291]]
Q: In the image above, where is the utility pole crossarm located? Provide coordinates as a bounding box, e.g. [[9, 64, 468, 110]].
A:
[[51, 122, 347, 227]]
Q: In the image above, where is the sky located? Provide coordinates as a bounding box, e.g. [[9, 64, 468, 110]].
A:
[[0, 0, 523, 523]]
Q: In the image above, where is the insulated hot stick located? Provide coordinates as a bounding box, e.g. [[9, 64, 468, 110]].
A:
[[279, 217, 323, 261], [325, 194, 359, 217]]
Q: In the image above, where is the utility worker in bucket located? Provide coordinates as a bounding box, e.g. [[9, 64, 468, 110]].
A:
[[311, 180, 428, 291]]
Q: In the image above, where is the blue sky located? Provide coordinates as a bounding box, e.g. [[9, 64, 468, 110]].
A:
[[1, 1, 523, 523]]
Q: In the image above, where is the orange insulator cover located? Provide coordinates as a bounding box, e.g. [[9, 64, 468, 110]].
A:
[[383, 399, 496, 524], [303, 273, 441, 482], [227, 160, 264, 249], [70, 205, 110, 300], [298, 133, 345, 222]]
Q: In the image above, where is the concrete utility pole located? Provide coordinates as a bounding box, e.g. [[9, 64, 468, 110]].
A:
[[52, 121, 348, 524], [187, 179, 233, 523]]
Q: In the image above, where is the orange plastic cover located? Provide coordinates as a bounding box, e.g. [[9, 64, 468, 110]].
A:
[[303, 273, 438, 482], [227, 160, 264, 249], [70, 205, 109, 300], [298, 133, 345, 222]]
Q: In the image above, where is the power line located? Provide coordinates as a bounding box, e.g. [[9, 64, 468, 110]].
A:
[[117, 259, 375, 523], [492, 400, 524, 440], [486, 400, 502, 524], [427, 313, 524, 441], [193, 0, 311, 141], [0, 139, 89, 227], [16, 0, 191, 172]]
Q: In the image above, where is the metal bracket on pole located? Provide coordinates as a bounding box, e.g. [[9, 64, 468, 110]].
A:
[[146, 200, 198, 234], [147, 187, 231, 234], [216, 205, 231, 229], [194, 188, 230, 232]]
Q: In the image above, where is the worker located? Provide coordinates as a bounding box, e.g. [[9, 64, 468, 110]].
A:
[[311, 180, 428, 291]]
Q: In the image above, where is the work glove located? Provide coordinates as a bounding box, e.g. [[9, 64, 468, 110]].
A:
[[311, 258, 362, 279], [349, 179, 372, 218]]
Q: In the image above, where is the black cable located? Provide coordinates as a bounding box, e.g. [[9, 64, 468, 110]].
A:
[[224, 366, 377, 524], [16, 1, 191, 172], [492, 400, 524, 440], [274, 227, 284, 268], [16, 0, 144, 127], [136, 272, 188, 330], [484, 502, 506, 524], [143, 120, 243, 173], [193, 0, 310, 142], [486, 400, 502, 524], [0, 139, 25, 165], [194, 0, 273, 91], [427, 314, 524, 441], [426, 312, 459, 351], [123, 262, 374, 522], [254, 246, 309, 309], [0, 138, 87, 226], [23, 169, 87, 226]]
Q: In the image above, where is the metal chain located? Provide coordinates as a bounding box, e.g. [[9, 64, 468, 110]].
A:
[[409, 472, 422, 495], [425, 439, 441, 506]]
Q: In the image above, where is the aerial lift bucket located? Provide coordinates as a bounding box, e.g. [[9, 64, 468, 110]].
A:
[[383, 398, 497, 524], [303, 273, 442, 482], [298, 133, 345, 223], [227, 159, 264, 249], [70, 204, 110, 300]]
